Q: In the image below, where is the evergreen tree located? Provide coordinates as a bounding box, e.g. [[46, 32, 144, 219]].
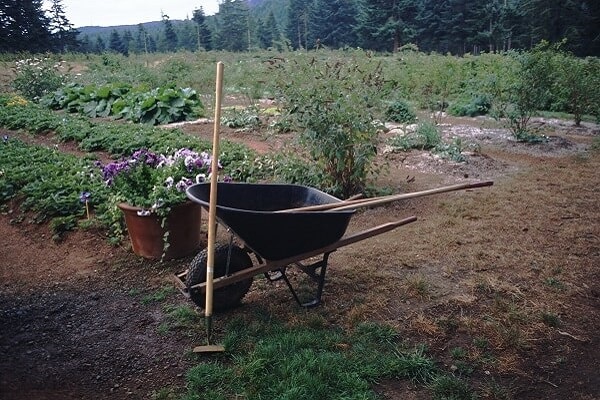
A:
[[134, 24, 148, 54], [356, 0, 422, 52], [0, 0, 52, 52], [177, 20, 198, 51], [46, 0, 79, 52], [161, 14, 179, 52], [523, 0, 587, 53], [215, 0, 250, 51], [257, 11, 280, 49], [95, 36, 106, 53], [192, 7, 213, 50], [310, 0, 358, 49], [121, 29, 134, 54], [583, 0, 600, 56], [108, 29, 127, 55], [148, 34, 158, 53], [286, 0, 313, 49], [79, 34, 93, 53]]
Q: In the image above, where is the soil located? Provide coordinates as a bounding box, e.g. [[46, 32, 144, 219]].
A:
[[1, 113, 599, 400]]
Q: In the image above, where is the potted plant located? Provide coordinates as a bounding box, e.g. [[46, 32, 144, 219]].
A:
[[97, 148, 221, 260]]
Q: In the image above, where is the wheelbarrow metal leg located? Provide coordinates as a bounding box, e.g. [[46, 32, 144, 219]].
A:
[[278, 252, 331, 308]]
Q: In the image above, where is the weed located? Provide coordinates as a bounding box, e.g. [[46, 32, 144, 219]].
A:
[[591, 137, 600, 151], [480, 377, 514, 400], [473, 337, 490, 351], [157, 322, 170, 335], [164, 304, 202, 330], [405, 274, 431, 299], [388, 121, 441, 152], [142, 286, 175, 304], [221, 105, 261, 129], [544, 277, 564, 289], [151, 387, 176, 400], [451, 347, 468, 359], [429, 374, 475, 400], [541, 311, 561, 328]]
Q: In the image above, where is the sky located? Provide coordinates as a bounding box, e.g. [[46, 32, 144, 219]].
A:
[[43, 0, 220, 28]]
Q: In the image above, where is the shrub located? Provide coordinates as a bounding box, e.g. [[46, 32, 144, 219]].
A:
[[448, 94, 492, 117], [385, 99, 417, 123], [12, 57, 67, 101], [270, 52, 386, 197]]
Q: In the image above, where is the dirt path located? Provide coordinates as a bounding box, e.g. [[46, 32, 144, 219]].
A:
[[1, 117, 599, 399]]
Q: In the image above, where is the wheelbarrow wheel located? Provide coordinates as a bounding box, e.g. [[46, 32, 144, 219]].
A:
[[186, 244, 254, 311]]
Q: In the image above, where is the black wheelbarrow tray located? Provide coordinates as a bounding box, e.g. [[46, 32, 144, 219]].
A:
[[174, 182, 417, 310]]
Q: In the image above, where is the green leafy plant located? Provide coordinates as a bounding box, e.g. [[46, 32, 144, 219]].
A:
[[42, 83, 203, 125], [271, 53, 386, 197], [12, 57, 67, 100], [221, 105, 261, 129], [119, 86, 203, 125], [385, 99, 417, 123], [448, 94, 492, 117], [0, 136, 108, 225], [388, 121, 442, 151]]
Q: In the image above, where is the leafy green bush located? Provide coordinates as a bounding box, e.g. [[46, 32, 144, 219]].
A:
[[270, 52, 387, 197], [389, 121, 441, 151], [12, 57, 67, 101], [448, 94, 491, 117], [551, 53, 600, 126], [487, 43, 557, 140], [385, 99, 417, 123]]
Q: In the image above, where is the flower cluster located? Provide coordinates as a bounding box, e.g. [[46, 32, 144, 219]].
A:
[[96, 148, 221, 214]]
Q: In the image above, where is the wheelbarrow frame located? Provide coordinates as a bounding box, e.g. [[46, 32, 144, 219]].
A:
[[175, 215, 417, 308]]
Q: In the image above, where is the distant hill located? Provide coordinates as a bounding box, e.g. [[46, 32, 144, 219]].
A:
[[77, 21, 174, 36]]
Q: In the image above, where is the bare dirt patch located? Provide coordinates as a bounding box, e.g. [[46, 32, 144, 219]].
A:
[[1, 116, 599, 399]]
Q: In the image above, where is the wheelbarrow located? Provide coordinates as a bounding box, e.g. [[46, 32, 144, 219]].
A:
[[175, 180, 493, 311]]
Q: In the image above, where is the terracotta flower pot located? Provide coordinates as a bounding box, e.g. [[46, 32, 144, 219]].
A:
[[118, 201, 204, 260]]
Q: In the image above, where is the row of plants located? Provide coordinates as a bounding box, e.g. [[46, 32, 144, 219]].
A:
[[9, 49, 599, 130], [41, 82, 203, 125], [0, 94, 266, 244]]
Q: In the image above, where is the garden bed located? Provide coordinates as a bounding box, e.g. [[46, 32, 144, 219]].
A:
[[1, 114, 599, 399]]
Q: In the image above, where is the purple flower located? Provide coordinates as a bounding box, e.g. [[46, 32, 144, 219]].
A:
[[79, 191, 91, 203], [132, 149, 159, 166], [101, 160, 130, 184], [175, 177, 193, 192]]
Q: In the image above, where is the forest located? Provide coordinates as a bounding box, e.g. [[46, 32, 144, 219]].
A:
[[2, 0, 600, 56]]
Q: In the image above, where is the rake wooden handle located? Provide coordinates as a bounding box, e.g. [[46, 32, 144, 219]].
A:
[[277, 181, 493, 213]]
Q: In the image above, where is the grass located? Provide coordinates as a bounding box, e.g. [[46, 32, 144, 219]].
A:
[[174, 316, 477, 400], [142, 285, 176, 304], [404, 274, 431, 299]]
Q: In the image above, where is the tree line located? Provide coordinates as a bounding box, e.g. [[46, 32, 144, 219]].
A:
[[2, 0, 599, 56]]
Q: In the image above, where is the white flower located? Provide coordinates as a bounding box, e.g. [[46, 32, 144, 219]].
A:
[[195, 173, 206, 183]]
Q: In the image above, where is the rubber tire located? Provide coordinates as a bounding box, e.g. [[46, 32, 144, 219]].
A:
[[186, 244, 254, 312]]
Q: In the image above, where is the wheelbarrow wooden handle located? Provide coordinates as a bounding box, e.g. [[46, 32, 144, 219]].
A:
[[277, 181, 493, 213]]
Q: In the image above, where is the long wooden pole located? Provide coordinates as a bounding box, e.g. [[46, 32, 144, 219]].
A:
[[194, 61, 225, 353], [277, 181, 493, 213]]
